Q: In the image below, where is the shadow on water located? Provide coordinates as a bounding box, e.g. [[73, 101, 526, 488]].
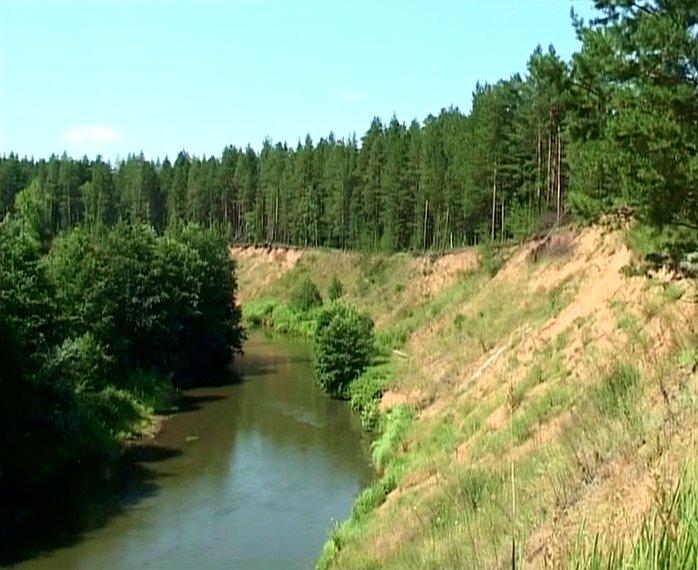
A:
[[0, 335, 370, 569], [0, 445, 181, 567], [0, 354, 285, 567], [175, 392, 228, 412]]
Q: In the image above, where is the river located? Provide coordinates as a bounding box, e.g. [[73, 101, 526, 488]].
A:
[[7, 333, 371, 569]]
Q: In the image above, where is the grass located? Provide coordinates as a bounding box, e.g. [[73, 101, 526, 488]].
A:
[[371, 405, 414, 471], [570, 463, 697, 569], [592, 362, 641, 420], [318, 405, 415, 569], [664, 282, 685, 301], [232, 228, 697, 570], [677, 346, 697, 370], [243, 297, 319, 336], [511, 385, 571, 443]]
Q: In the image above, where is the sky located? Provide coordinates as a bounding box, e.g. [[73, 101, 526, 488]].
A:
[[0, 0, 595, 161]]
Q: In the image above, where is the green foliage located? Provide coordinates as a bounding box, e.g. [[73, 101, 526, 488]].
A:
[[348, 362, 393, 430], [677, 347, 697, 371], [313, 303, 374, 398], [42, 333, 113, 392], [290, 276, 323, 312], [0, 217, 243, 489], [370, 405, 413, 471], [352, 466, 403, 523], [243, 298, 318, 336], [327, 275, 344, 301], [1, 0, 695, 251], [569, 1, 697, 231], [626, 223, 698, 262], [243, 298, 277, 327], [664, 283, 684, 302], [566, 188, 615, 224]]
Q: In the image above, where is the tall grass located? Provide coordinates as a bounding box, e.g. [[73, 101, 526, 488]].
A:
[[571, 464, 697, 569]]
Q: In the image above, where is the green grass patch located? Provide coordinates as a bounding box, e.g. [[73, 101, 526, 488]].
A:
[[242, 298, 319, 336], [512, 385, 571, 443], [348, 360, 394, 430], [592, 362, 641, 421], [371, 405, 414, 471], [663, 282, 684, 301]]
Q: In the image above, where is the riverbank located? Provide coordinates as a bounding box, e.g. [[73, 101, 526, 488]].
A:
[[4, 334, 371, 569], [232, 224, 697, 568], [0, 382, 177, 565]]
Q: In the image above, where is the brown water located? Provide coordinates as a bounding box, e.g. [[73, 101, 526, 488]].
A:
[[8, 333, 371, 569]]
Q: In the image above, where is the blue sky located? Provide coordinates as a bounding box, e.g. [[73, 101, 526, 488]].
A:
[[0, 0, 595, 161]]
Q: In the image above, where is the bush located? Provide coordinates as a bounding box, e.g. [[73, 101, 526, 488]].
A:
[[313, 303, 374, 398], [243, 299, 277, 326], [42, 333, 113, 392], [290, 276, 323, 312], [348, 362, 392, 430], [328, 275, 344, 301]]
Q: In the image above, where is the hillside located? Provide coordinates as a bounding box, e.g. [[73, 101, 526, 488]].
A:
[[232, 224, 697, 568]]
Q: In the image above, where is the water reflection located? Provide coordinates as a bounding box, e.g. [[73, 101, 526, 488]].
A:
[[3, 332, 371, 569]]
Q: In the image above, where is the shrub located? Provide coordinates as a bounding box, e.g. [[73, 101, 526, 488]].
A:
[[290, 276, 323, 312], [348, 362, 392, 430], [42, 333, 113, 392], [243, 299, 277, 326], [313, 303, 374, 398], [328, 275, 344, 301], [0, 219, 243, 488]]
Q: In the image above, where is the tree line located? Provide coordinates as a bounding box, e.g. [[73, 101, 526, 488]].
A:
[[2, 2, 695, 251]]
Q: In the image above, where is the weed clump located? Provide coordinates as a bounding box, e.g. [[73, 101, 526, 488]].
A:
[[328, 275, 344, 301], [593, 362, 640, 420]]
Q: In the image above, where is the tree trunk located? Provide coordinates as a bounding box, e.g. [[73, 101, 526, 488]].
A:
[[501, 201, 505, 243], [423, 198, 429, 251], [556, 127, 562, 223], [491, 169, 497, 241], [546, 130, 553, 207], [273, 193, 279, 243], [536, 128, 542, 211]]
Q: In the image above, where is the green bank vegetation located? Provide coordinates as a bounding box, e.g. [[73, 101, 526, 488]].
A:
[[0, 199, 243, 496]]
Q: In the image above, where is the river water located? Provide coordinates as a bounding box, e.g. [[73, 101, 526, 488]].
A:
[[9, 333, 371, 569]]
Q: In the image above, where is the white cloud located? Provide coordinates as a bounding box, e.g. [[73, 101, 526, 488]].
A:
[[333, 88, 367, 103], [62, 124, 120, 145]]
